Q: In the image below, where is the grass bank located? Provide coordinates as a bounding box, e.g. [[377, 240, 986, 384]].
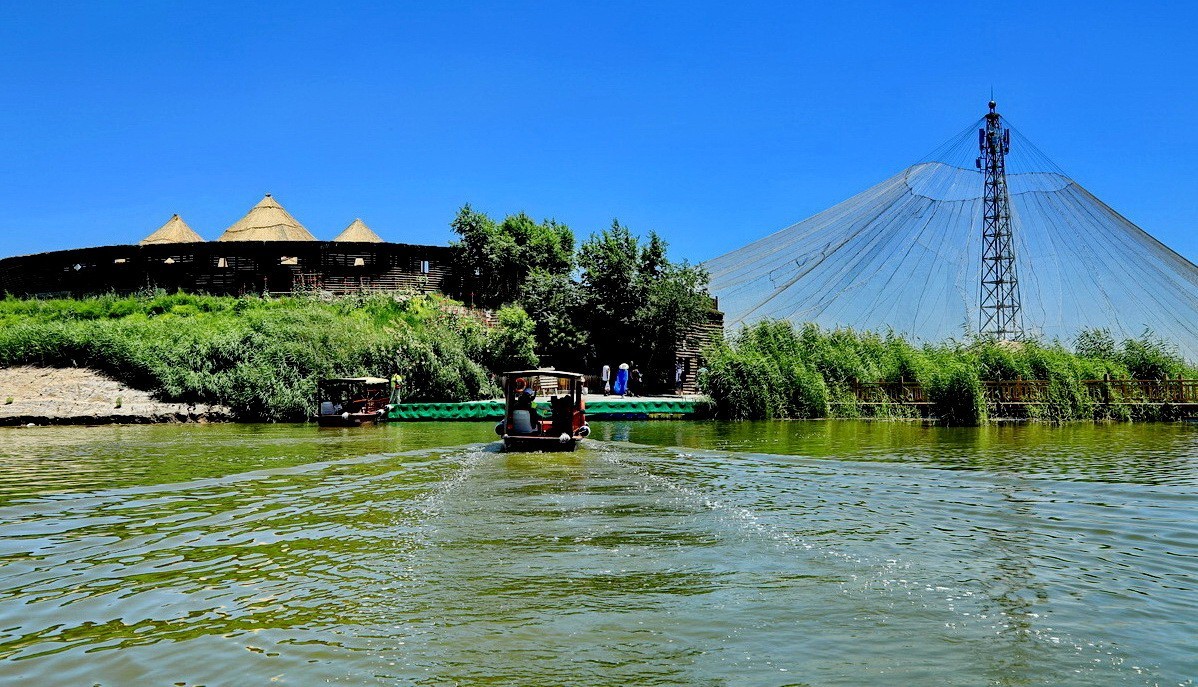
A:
[[701, 321, 1197, 424], [0, 292, 538, 421]]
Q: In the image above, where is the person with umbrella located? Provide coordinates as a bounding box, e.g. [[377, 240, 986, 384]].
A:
[[613, 362, 630, 397]]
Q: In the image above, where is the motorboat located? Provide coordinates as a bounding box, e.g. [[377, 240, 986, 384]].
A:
[[312, 377, 394, 427], [495, 369, 590, 451]]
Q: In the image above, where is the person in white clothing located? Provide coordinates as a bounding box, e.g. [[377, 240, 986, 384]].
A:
[[601, 363, 612, 395]]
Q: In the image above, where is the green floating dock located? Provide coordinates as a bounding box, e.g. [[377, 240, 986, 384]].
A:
[[386, 397, 703, 421]]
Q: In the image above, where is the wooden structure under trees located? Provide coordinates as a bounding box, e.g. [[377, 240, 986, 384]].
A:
[[673, 299, 725, 395]]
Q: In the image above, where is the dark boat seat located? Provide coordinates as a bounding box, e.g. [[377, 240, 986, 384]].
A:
[[512, 410, 536, 434], [550, 395, 574, 434]]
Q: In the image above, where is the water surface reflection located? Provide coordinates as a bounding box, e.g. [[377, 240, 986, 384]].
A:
[[0, 421, 1193, 685]]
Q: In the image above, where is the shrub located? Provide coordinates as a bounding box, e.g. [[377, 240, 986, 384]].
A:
[[1118, 332, 1189, 380], [0, 293, 516, 421], [927, 360, 986, 426]]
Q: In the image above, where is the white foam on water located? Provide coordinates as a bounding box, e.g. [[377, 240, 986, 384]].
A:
[[406, 447, 493, 546]]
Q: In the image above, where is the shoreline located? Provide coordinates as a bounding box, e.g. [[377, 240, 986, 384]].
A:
[[0, 366, 231, 426], [5, 366, 1196, 428]]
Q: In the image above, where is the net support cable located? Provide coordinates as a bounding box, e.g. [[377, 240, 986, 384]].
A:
[[704, 103, 1198, 360]]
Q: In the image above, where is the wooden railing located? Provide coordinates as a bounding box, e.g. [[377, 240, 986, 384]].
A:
[[847, 376, 1198, 407], [850, 380, 928, 405], [983, 379, 1050, 405], [1084, 377, 1198, 404]]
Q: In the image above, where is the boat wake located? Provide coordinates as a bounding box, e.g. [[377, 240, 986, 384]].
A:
[[590, 440, 1174, 686]]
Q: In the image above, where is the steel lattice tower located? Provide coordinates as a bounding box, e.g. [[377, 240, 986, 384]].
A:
[[977, 100, 1024, 339]]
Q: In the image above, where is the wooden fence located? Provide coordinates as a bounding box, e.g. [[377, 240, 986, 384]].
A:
[[848, 376, 1198, 408], [983, 379, 1050, 405], [1090, 377, 1198, 405], [850, 380, 928, 405]]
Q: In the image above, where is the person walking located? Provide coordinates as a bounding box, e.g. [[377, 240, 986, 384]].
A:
[[675, 361, 684, 395], [601, 363, 611, 396], [613, 363, 630, 397], [628, 361, 641, 397]]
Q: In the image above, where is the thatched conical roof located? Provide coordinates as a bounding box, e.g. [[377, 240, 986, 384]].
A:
[[333, 218, 384, 243], [140, 214, 205, 245], [217, 194, 317, 242]]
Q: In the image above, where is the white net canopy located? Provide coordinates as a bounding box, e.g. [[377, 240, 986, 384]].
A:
[[704, 117, 1198, 360]]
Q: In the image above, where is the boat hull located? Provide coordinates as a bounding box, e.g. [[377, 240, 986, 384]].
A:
[[313, 413, 379, 427], [502, 434, 580, 452]]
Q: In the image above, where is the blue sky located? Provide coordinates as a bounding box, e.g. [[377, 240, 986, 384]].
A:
[[1, 1, 1196, 264]]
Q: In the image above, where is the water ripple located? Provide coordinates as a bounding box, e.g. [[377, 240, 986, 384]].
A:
[[0, 421, 1194, 686]]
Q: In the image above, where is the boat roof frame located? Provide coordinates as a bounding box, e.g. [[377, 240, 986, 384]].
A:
[[502, 369, 586, 380], [319, 377, 391, 385]]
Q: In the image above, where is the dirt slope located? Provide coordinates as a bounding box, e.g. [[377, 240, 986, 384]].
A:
[[0, 366, 231, 425]]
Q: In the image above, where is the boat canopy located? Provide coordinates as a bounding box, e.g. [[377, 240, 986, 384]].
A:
[[502, 369, 585, 379]]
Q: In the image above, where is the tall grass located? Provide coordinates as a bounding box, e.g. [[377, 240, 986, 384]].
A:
[[0, 292, 538, 420], [701, 321, 1196, 424]]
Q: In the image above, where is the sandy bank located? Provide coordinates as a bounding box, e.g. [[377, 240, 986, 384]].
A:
[[0, 366, 232, 425]]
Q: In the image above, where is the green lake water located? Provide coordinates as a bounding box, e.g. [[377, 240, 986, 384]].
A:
[[0, 420, 1195, 686]]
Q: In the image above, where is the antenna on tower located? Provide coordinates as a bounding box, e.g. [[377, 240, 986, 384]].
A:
[[977, 100, 1024, 340]]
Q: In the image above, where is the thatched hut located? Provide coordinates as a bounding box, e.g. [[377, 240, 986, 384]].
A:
[[139, 214, 204, 245], [217, 194, 317, 242], [333, 219, 384, 243]]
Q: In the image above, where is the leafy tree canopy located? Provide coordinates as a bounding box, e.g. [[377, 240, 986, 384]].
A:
[[576, 221, 710, 385], [446, 207, 712, 388], [447, 205, 574, 307], [520, 269, 592, 369]]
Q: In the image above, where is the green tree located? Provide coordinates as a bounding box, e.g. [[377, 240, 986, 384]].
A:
[[635, 261, 712, 385], [447, 205, 574, 307], [578, 221, 711, 388], [448, 209, 711, 385], [578, 221, 642, 353], [500, 213, 574, 277], [447, 205, 510, 305], [519, 269, 591, 369], [469, 305, 540, 371]]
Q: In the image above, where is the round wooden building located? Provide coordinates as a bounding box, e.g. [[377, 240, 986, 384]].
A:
[[0, 195, 452, 298]]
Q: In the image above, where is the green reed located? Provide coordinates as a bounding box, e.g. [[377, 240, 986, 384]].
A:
[[701, 321, 1196, 424]]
